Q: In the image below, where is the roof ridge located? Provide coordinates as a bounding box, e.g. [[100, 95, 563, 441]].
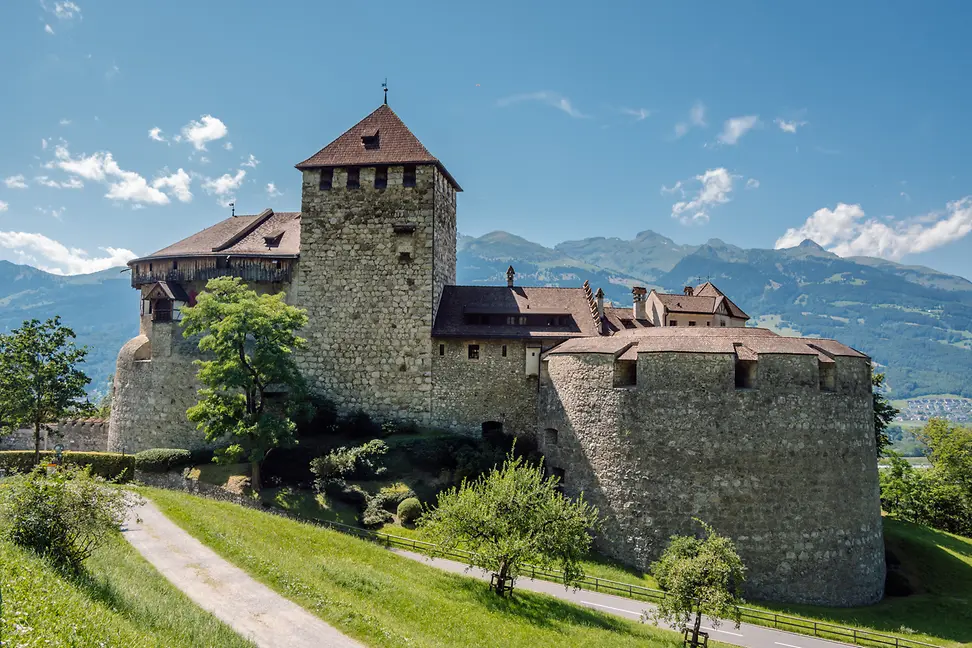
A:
[[212, 208, 274, 252]]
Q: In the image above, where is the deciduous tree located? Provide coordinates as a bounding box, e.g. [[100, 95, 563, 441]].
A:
[[646, 520, 746, 648], [421, 450, 599, 596], [181, 277, 309, 492], [873, 373, 899, 456]]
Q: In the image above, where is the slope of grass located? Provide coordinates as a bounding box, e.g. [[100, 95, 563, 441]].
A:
[[0, 532, 252, 647], [146, 487, 702, 648]]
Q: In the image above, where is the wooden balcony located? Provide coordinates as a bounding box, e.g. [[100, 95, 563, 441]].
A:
[[131, 256, 296, 288]]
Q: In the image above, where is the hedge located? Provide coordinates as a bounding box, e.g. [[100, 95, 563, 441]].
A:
[[0, 451, 135, 482], [134, 448, 194, 473]]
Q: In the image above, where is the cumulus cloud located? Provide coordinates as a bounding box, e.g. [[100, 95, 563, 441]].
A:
[[746, 178, 760, 189], [152, 169, 193, 203], [35, 175, 84, 189], [266, 182, 282, 197], [241, 154, 259, 168], [180, 115, 228, 151], [4, 175, 28, 189], [148, 127, 166, 142], [44, 24, 55, 35], [51, 1, 82, 19], [223, 142, 233, 151], [497, 91, 588, 118], [202, 170, 245, 205], [621, 107, 651, 121], [35, 206, 66, 220], [0, 231, 136, 275], [674, 101, 706, 138], [718, 115, 760, 145], [59, 118, 71, 126], [667, 168, 738, 225], [0, 201, 7, 212], [50, 144, 184, 205], [775, 118, 808, 133], [775, 199, 972, 260]]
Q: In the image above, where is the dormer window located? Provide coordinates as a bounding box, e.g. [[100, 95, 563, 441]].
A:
[[361, 129, 380, 150], [263, 230, 284, 249], [346, 168, 360, 189], [403, 165, 416, 187]]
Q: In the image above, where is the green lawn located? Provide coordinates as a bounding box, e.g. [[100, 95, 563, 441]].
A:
[[146, 487, 705, 648], [0, 532, 252, 647]]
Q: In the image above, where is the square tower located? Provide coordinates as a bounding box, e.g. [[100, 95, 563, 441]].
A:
[[294, 104, 460, 423]]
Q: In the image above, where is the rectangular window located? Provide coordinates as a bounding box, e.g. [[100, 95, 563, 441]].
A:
[[346, 168, 360, 189], [439, 344, 445, 356], [468, 344, 480, 360], [819, 361, 837, 392], [720, 321, 727, 327], [544, 428, 559, 445], [706, 321, 711, 327], [374, 166, 387, 189], [148, 262, 153, 272], [735, 359, 757, 389], [319, 168, 333, 190], [688, 321, 697, 327], [669, 320, 677, 326], [172, 260, 178, 270], [614, 360, 637, 387], [502, 344, 508, 357], [403, 165, 416, 187]]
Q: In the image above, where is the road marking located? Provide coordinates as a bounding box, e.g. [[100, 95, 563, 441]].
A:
[[703, 626, 745, 637], [580, 601, 642, 617], [774, 643, 803, 648]]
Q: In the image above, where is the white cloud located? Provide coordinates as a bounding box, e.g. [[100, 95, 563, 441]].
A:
[[44, 24, 54, 35], [152, 169, 192, 203], [718, 115, 760, 145], [497, 91, 588, 118], [669, 168, 737, 225], [774, 199, 972, 260], [241, 154, 259, 168], [52, 1, 81, 19], [41, 138, 48, 150], [775, 118, 807, 134], [59, 118, 71, 126], [746, 178, 760, 190], [4, 175, 28, 189], [660, 181, 684, 196], [148, 127, 167, 143], [266, 182, 282, 198], [51, 144, 169, 205], [180, 115, 228, 151], [223, 141, 233, 151], [35, 206, 66, 220], [202, 170, 246, 204], [0, 231, 136, 275], [621, 107, 650, 121], [675, 101, 706, 138], [35, 175, 83, 189], [0, 201, 7, 213]]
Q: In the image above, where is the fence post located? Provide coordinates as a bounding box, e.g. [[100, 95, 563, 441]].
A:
[[814, 622, 818, 637]]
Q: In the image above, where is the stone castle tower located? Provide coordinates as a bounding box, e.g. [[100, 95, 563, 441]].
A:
[[293, 104, 460, 423]]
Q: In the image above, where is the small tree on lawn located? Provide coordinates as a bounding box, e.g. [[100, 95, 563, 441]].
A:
[[646, 520, 746, 648], [0, 317, 93, 462], [181, 277, 309, 492], [421, 450, 599, 597]]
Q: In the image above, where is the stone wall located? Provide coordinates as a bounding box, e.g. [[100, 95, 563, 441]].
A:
[[431, 338, 541, 437], [294, 164, 456, 424], [108, 320, 203, 453], [1, 419, 109, 452], [538, 350, 884, 607]]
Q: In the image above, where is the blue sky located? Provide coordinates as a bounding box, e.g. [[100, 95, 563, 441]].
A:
[[2, 0, 972, 278]]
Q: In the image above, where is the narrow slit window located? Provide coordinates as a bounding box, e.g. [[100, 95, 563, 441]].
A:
[[669, 320, 678, 326], [688, 321, 697, 327], [172, 260, 178, 270], [468, 344, 480, 360], [502, 344, 508, 357], [819, 360, 836, 392], [319, 168, 333, 190], [735, 359, 757, 389], [439, 344, 445, 356], [346, 168, 360, 189], [403, 165, 416, 187], [374, 166, 388, 189]]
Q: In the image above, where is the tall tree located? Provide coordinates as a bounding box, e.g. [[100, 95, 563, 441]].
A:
[[181, 277, 309, 492], [647, 520, 746, 648], [873, 373, 899, 456], [421, 450, 600, 596], [0, 317, 93, 461]]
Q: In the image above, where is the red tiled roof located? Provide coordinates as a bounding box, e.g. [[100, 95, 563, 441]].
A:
[[295, 104, 461, 190], [653, 282, 750, 320], [602, 306, 654, 333]]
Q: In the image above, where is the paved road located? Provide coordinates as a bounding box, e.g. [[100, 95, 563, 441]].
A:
[[123, 500, 363, 648], [392, 549, 856, 648]]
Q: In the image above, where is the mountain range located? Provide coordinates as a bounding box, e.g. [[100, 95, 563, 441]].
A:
[[2, 229, 971, 400]]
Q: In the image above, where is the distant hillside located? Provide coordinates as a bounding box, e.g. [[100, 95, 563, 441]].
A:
[[457, 233, 972, 400]]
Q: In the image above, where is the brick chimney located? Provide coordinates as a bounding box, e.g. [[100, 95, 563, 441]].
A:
[[506, 265, 515, 288], [684, 286, 694, 296], [632, 286, 647, 319], [595, 287, 605, 319]]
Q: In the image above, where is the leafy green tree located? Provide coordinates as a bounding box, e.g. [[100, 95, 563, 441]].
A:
[[0, 317, 93, 462], [647, 520, 746, 648], [879, 452, 923, 519], [421, 450, 599, 596], [181, 277, 310, 492], [918, 418, 972, 492], [872, 373, 899, 456]]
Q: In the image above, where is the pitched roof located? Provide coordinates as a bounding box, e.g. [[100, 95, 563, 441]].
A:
[[602, 306, 654, 333], [433, 285, 601, 339], [132, 210, 301, 262], [295, 104, 461, 190], [653, 282, 750, 320]]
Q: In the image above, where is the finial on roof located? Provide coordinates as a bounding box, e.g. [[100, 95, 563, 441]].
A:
[[229, 201, 235, 218], [506, 265, 515, 288], [382, 78, 388, 105]]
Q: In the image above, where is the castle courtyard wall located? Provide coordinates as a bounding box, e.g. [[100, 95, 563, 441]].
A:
[[538, 350, 885, 607]]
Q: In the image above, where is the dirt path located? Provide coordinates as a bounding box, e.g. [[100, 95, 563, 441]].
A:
[[123, 500, 364, 648]]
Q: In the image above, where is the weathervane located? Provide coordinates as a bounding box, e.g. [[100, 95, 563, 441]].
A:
[[382, 78, 388, 105], [229, 201, 235, 217]]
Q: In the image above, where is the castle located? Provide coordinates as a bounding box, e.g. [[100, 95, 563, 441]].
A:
[[108, 102, 885, 606]]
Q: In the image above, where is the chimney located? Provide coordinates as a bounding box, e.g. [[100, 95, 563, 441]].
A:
[[595, 287, 605, 319], [632, 286, 647, 320], [684, 286, 694, 296], [506, 265, 515, 288]]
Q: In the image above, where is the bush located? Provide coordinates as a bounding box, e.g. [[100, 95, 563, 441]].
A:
[[309, 439, 388, 489], [134, 448, 193, 473], [397, 497, 422, 524], [362, 497, 393, 528], [378, 483, 417, 511], [0, 466, 130, 570], [323, 480, 368, 508], [0, 451, 134, 482], [340, 409, 381, 439]]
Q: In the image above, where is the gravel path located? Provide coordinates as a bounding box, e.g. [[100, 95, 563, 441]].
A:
[[122, 500, 364, 648]]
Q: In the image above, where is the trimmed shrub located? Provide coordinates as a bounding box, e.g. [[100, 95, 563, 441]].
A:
[[134, 448, 193, 473], [309, 439, 388, 489], [397, 497, 422, 524], [378, 483, 417, 511], [0, 451, 134, 482]]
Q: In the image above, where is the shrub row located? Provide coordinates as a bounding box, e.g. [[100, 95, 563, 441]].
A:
[[0, 451, 135, 482], [134, 449, 193, 473]]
